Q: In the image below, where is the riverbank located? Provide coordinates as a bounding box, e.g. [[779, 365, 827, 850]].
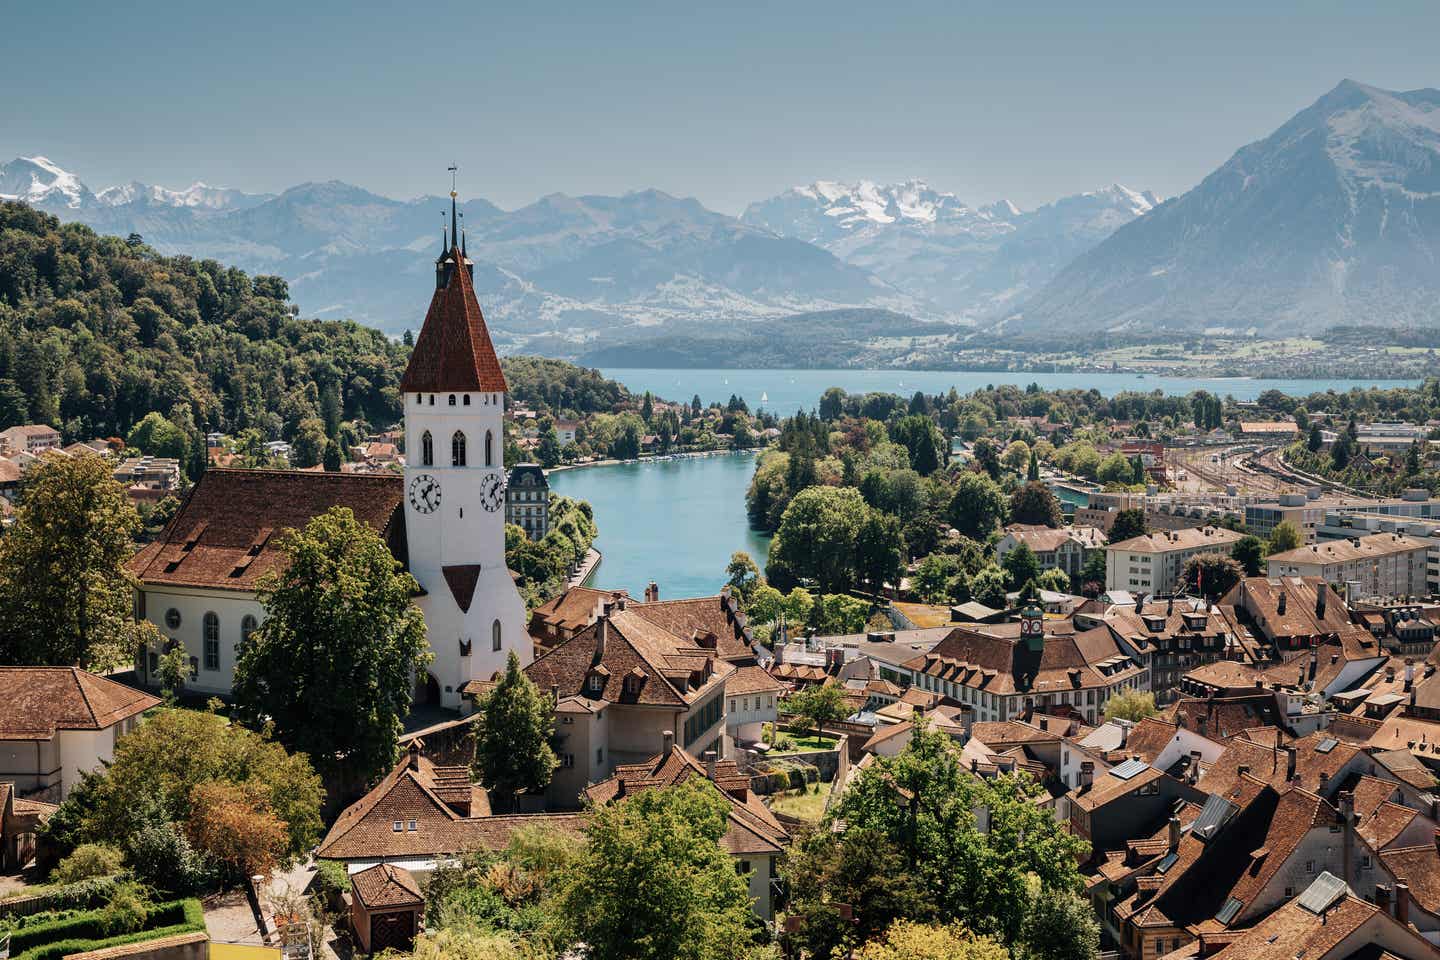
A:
[[568, 547, 602, 589], [545, 447, 758, 474]]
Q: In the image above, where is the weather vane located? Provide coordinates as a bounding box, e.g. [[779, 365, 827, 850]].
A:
[[448, 163, 458, 198]]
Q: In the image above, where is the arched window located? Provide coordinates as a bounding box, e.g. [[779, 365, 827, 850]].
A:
[[448, 394, 456, 406], [492, 619, 502, 652], [203, 612, 220, 671], [421, 431, 433, 466], [428, 395, 435, 406], [452, 431, 467, 467], [485, 430, 494, 467], [241, 615, 258, 647], [463, 394, 471, 406]]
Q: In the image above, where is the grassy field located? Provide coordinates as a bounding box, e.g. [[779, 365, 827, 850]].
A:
[[771, 732, 839, 754], [767, 786, 829, 822]]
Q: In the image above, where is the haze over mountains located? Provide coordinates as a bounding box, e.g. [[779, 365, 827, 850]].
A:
[[4, 79, 1438, 349]]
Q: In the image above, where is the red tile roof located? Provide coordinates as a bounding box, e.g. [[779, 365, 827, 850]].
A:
[[127, 469, 404, 592], [399, 247, 507, 393], [0, 668, 159, 740], [350, 863, 423, 909]]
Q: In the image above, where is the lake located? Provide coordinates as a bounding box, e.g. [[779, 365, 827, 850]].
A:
[[548, 452, 771, 600], [599, 368, 1420, 413]]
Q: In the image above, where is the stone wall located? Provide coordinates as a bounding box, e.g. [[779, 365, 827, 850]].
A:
[[64, 931, 209, 960]]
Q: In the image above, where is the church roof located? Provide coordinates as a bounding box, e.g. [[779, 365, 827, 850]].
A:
[[400, 242, 507, 394], [128, 469, 405, 591], [0, 667, 160, 740]]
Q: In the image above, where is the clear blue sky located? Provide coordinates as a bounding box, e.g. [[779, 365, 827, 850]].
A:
[[4, 0, 1437, 213]]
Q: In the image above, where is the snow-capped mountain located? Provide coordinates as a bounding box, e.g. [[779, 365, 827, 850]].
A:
[[1009, 80, 1440, 334], [743, 178, 1159, 317], [0, 156, 95, 209], [0, 158, 919, 335], [95, 181, 273, 211]]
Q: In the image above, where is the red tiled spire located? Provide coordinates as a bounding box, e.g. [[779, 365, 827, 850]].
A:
[[400, 208, 507, 393]]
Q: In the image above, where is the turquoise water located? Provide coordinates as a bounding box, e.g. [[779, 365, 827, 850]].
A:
[[547, 452, 771, 600], [599, 368, 1420, 413]]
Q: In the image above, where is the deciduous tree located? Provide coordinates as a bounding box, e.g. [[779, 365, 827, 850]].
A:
[[472, 652, 558, 814], [947, 472, 1007, 540], [1009, 481, 1062, 527], [232, 506, 431, 786]]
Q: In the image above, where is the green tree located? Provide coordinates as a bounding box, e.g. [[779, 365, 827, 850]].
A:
[[725, 551, 761, 603], [125, 412, 188, 460], [890, 416, 944, 476], [833, 720, 1087, 943], [819, 387, 846, 422], [290, 417, 328, 469], [537, 427, 563, 468], [1009, 482, 1062, 527], [1102, 690, 1157, 723], [1107, 508, 1147, 544], [788, 683, 848, 740], [54, 708, 322, 869], [767, 486, 868, 593], [812, 594, 870, 635], [745, 583, 785, 626], [856, 921, 1010, 960], [1019, 890, 1101, 960], [1307, 423, 1324, 452], [1037, 568, 1072, 594], [1181, 552, 1243, 598], [912, 554, 961, 604], [1267, 519, 1303, 555], [1231, 535, 1265, 577], [969, 566, 1009, 609], [1079, 550, 1106, 594], [472, 652, 558, 813], [1001, 542, 1041, 591], [0, 455, 140, 670], [1000, 440, 1031, 474], [783, 829, 931, 960], [856, 509, 906, 596], [232, 507, 432, 786], [948, 472, 1007, 540], [1026, 449, 1041, 482], [558, 779, 761, 960], [1096, 451, 1135, 486]]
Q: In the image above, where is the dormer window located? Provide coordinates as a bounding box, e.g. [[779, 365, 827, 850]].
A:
[[588, 674, 604, 694]]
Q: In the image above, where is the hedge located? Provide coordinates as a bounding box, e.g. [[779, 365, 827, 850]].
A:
[[0, 875, 127, 917], [9, 899, 204, 960]]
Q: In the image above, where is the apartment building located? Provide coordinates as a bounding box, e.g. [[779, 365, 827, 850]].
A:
[[1267, 533, 1431, 599], [1104, 526, 1244, 594]]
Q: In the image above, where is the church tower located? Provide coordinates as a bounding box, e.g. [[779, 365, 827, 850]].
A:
[[400, 188, 529, 709]]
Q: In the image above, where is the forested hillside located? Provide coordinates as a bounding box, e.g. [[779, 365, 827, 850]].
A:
[[0, 201, 633, 464]]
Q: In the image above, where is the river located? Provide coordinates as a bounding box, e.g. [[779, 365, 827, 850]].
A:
[[547, 452, 771, 600], [598, 368, 1419, 413]]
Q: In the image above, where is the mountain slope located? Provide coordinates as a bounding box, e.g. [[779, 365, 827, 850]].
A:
[[1009, 80, 1440, 334], [742, 179, 1157, 318]]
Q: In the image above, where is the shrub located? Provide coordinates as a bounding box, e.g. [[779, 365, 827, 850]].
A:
[[53, 844, 124, 884], [312, 860, 351, 909], [8, 898, 202, 960], [126, 820, 213, 895], [98, 882, 152, 936]]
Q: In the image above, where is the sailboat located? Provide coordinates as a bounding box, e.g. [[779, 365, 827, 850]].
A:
[[760, 391, 768, 403]]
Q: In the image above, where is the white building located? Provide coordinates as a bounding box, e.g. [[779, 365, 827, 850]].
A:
[[1104, 526, 1245, 594], [996, 524, 1106, 578], [0, 667, 159, 801], [129, 214, 529, 709], [1267, 532, 1430, 600]]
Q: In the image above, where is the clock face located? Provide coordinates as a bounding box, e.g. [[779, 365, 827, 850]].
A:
[[479, 472, 507, 512], [409, 474, 441, 514]]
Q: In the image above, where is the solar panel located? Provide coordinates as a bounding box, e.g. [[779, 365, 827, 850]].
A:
[[1192, 793, 1238, 842], [1316, 738, 1339, 754], [1214, 896, 1243, 925], [1297, 872, 1349, 914], [1110, 758, 1150, 781], [1155, 851, 1178, 874]]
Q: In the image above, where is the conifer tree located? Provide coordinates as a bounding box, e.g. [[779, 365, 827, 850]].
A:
[[472, 652, 558, 813]]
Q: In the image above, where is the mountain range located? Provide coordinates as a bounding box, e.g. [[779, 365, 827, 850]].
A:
[[4, 79, 1437, 348], [0, 158, 1152, 344]]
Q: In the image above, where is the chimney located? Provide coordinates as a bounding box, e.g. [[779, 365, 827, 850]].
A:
[[645, 581, 659, 603], [596, 615, 609, 659], [1189, 750, 1202, 784], [662, 729, 674, 755], [1039, 717, 1049, 732], [962, 709, 974, 742], [1316, 585, 1327, 620], [1285, 745, 1297, 782], [1386, 664, 1397, 683], [1396, 879, 1411, 925], [612, 591, 627, 612], [704, 750, 717, 781], [1308, 649, 1317, 681], [1238, 764, 1251, 778], [1319, 771, 1329, 792], [1080, 761, 1095, 790], [1339, 790, 1354, 883], [1377, 884, 1392, 916], [550, 683, 560, 703], [407, 738, 422, 772], [1168, 815, 1181, 850], [1406, 659, 1415, 691], [1277, 593, 1287, 615]]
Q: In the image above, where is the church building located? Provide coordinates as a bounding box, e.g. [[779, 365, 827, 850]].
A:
[[128, 194, 530, 709]]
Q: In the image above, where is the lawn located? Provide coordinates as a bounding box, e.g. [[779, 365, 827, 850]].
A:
[[770, 732, 839, 754], [767, 787, 829, 822]]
